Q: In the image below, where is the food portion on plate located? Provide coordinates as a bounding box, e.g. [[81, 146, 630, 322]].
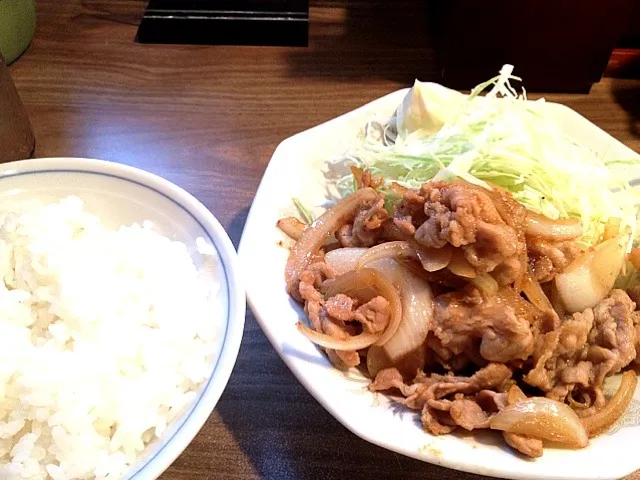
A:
[[279, 66, 640, 458], [0, 196, 221, 479]]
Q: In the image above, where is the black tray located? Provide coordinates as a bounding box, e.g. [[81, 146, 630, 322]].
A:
[[136, 0, 309, 47]]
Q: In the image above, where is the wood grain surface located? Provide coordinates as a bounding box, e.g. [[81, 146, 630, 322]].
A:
[[6, 1, 640, 479]]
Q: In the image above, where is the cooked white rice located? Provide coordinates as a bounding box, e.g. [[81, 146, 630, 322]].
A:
[[0, 196, 220, 480]]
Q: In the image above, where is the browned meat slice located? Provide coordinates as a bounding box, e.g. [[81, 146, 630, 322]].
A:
[[352, 168, 383, 190], [529, 255, 555, 284], [369, 367, 406, 392], [525, 290, 637, 407], [324, 293, 356, 322], [503, 432, 543, 458], [449, 399, 491, 430], [337, 194, 389, 247], [587, 289, 637, 386], [354, 296, 390, 333], [315, 295, 391, 369], [323, 293, 390, 334], [527, 237, 581, 282], [299, 266, 330, 331], [466, 363, 513, 389], [426, 333, 481, 371], [433, 286, 534, 363], [421, 408, 456, 435], [319, 309, 360, 368], [353, 195, 388, 245], [475, 390, 508, 412], [336, 224, 357, 247], [492, 256, 524, 286], [404, 181, 527, 285], [393, 189, 426, 237], [371, 366, 529, 441], [382, 220, 414, 241], [371, 364, 512, 435], [477, 384, 525, 411], [633, 311, 640, 364], [414, 181, 499, 248], [371, 364, 511, 401], [559, 360, 592, 386], [418, 365, 511, 434], [524, 308, 593, 397], [462, 221, 520, 273]]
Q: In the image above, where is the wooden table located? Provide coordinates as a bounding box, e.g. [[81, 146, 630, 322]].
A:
[[8, 1, 640, 479]]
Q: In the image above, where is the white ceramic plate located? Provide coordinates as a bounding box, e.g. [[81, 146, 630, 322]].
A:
[[239, 90, 640, 480]]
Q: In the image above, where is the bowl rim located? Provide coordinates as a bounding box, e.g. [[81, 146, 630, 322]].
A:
[[0, 157, 246, 480]]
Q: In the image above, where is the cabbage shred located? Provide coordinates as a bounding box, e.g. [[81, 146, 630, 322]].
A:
[[334, 65, 639, 247]]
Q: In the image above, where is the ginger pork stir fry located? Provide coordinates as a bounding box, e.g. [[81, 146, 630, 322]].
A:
[[281, 174, 640, 458]]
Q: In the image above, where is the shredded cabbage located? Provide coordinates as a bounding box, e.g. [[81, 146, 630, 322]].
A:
[[333, 65, 640, 246]]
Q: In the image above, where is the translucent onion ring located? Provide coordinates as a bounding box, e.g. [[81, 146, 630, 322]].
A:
[[296, 322, 381, 351], [356, 241, 452, 273], [447, 248, 477, 278], [285, 188, 378, 299], [525, 212, 583, 241], [581, 371, 638, 437], [490, 397, 589, 448], [521, 270, 554, 313]]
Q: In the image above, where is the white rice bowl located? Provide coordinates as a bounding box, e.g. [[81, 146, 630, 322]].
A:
[[0, 196, 221, 480]]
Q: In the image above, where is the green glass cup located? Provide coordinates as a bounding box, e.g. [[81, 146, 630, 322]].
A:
[[0, 0, 36, 64]]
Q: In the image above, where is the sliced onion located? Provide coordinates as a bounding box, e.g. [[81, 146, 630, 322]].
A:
[[366, 345, 390, 378], [285, 188, 378, 297], [357, 241, 416, 270], [277, 217, 306, 240], [490, 397, 589, 448], [471, 274, 499, 296], [521, 270, 553, 313], [324, 248, 367, 276], [507, 385, 527, 405], [603, 217, 621, 241], [525, 212, 583, 241], [357, 241, 452, 273], [296, 322, 380, 351], [349, 166, 384, 190], [323, 268, 383, 299], [382, 221, 413, 241], [368, 258, 434, 361], [629, 248, 640, 271], [581, 371, 638, 437], [550, 286, 566, 318], [416, 244, 453, 272], [366, 344, 426, 379], [322, 268, 402, 347], [390, 182, 409, 196], [554, 231, 630, 313], [448, 249, 477, 278]]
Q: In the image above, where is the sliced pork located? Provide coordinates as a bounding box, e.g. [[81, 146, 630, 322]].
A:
[[283, 175, 639, 459]]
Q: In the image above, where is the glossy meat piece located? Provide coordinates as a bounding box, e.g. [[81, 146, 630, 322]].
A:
[[433, 286, 534, 363]]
